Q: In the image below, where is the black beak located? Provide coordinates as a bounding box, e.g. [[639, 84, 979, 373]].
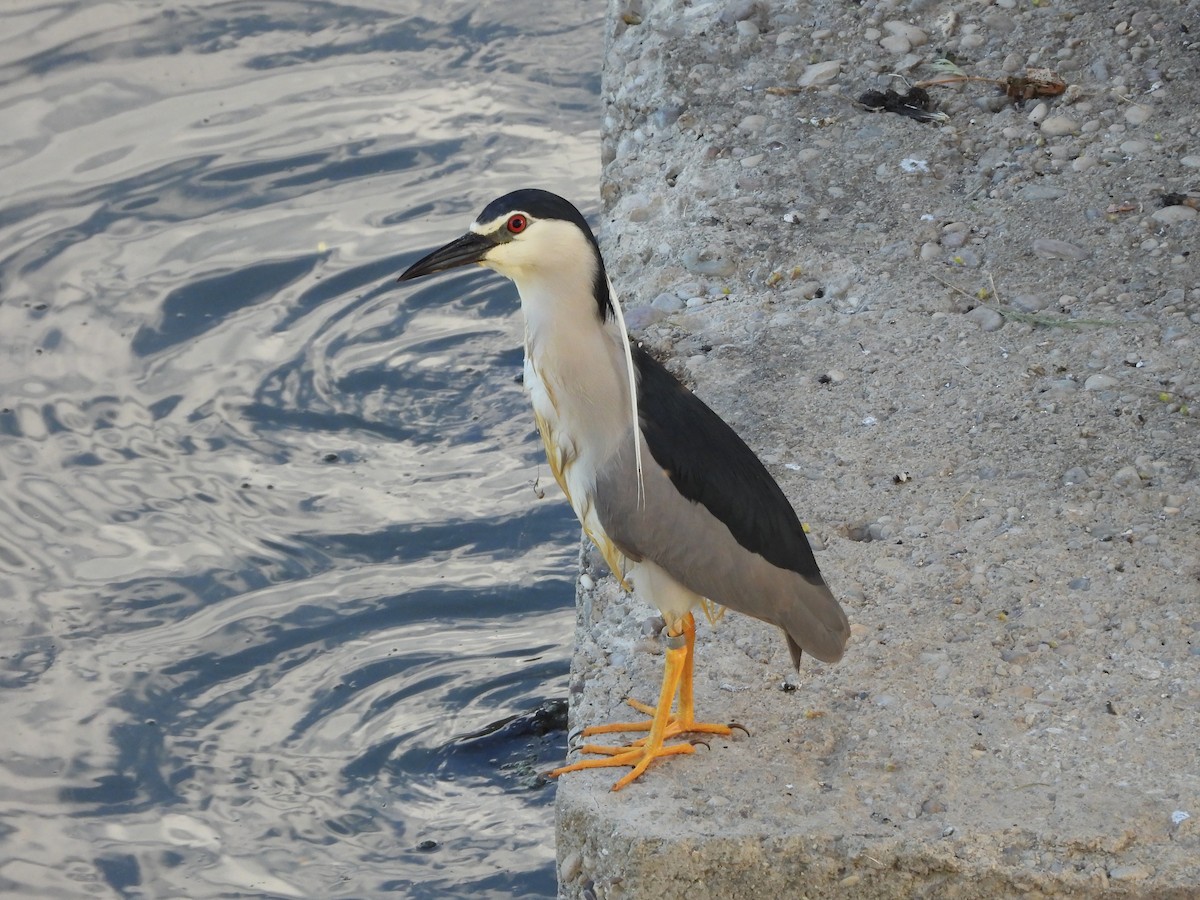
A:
[[397, 232, 493, 282]]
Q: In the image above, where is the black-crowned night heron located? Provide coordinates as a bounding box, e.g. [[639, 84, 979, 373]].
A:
[[398, 189, 849, 791]]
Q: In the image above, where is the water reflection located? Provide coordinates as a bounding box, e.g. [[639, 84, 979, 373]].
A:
[[0, 0, 599, 895]]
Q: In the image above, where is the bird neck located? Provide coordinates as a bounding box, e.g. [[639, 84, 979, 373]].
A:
[[517, 272, 634, 465], [519, 272, 629, 384]]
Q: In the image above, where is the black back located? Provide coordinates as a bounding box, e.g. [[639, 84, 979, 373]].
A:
[[634, 345, 824, 584]]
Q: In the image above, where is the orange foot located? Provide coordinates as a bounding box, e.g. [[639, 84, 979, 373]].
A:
[[581, 696, 739, 744], [549, 613, 745, 791]]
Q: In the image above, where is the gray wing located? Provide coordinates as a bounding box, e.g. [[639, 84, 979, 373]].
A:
[[594, 348, 850, 666]]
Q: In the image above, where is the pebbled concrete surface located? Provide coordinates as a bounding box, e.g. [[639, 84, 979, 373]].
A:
[[553, 0, 1199, 896]]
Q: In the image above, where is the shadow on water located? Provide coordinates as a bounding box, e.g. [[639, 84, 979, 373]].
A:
[[0, 0, 600, 896]]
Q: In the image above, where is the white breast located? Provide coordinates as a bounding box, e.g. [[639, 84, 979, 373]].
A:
[[524, 316, 630, 523]]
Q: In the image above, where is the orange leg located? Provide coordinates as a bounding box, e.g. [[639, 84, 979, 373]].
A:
[[548, 613, 738, 791], [581, 613, 734, 744]]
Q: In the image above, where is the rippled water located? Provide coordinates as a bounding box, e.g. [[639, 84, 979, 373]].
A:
[[0, 2, 600, 895]]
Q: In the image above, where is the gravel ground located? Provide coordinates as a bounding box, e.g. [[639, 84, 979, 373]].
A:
[[554, 0, 1199, 896]]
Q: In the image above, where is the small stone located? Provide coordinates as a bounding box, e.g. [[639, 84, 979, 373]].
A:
[[1039, 116, 1080, 136], [737, 114, 767, 133], [1068, 577, 1091, 591], [641, 616, 664, 637], [883, 20, 929, 46], [681, 248, 735, 276], [1124, 104, 1151, 126], [940, 230, 968, 250], [1084, 374, 1118, 391], [826, 274, 854, 299], [1011, 293, 1049, 312], [1032, 238, 1090, 261], [1019, 185, 1067, 201], [1109, 865, 1152, 882], [625, 193, 656, 222], [922, 798, 948, 814], [560, 851, 582, 882], [622, 306, 664, 330], [1027, 102, 1049, 125], [966, 306, 1004, 332], [879, 34, 911, 54], [719, 0, 758, 25], [798, 60, 842, 87], [736, 19, 760, 37], [651, 105, 682, 129], [1112, 466, 1143, 488], [1151, 205, 1198, 225], [651, 292, 685, 313], [1062, 467, 1088, 486], [1181, 156, 1200, 168]]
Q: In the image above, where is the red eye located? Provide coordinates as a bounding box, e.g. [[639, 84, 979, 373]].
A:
[[506, 214, 527, 234]]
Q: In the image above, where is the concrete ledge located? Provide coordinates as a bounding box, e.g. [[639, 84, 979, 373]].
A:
[[556, 569, 1196, 898], [554, 0, 1199, 896]]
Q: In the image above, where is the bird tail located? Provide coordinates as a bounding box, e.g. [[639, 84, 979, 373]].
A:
[[780, 578, 849, 668]]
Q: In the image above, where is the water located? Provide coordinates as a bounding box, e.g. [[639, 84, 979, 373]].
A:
[[0, 2, 601, 895]]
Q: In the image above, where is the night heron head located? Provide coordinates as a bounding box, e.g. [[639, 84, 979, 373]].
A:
[[399, 188, 614, 320]]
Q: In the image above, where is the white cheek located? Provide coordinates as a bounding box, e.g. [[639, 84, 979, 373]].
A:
[[482, 240, 525, 277]]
